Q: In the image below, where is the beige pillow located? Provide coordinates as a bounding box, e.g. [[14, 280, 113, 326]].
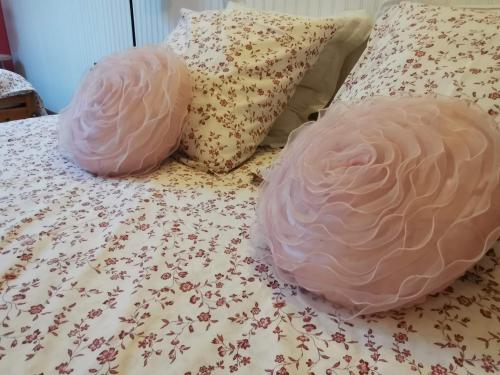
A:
[[167, 8, 373, 172], [226, 1, 373, 147], [335, 2, 500, 127]]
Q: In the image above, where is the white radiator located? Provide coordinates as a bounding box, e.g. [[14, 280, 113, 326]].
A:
[[133, 0, 227, 42], [234, 0, 499, 16], [241, 0, 385, 16]]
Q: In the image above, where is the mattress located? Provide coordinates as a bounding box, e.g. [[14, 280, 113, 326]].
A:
[[0, 116, 498, 374]]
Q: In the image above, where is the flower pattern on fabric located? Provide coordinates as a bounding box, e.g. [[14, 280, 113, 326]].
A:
[[167, 9, 345, 173], [0, 116, 499, 374], [335, 1, 500, 127]]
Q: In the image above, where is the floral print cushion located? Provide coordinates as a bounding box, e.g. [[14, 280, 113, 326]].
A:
[[334, 1, 500, 126], [167, 9, 364, 173]]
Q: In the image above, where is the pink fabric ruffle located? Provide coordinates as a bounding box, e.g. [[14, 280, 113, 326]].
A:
[[59, 45, 192, 177], [255, 96, 500, 316]]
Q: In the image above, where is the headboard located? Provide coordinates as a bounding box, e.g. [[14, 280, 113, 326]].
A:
[[227, 0, 499, 16], [165, 0, 498, 34]]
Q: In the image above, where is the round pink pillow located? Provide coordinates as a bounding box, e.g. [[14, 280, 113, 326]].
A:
[[59, 45, 192, 176], [256, 96, 500, 317]]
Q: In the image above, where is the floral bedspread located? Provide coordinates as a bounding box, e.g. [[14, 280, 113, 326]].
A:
[[0, 116, 498, 375]]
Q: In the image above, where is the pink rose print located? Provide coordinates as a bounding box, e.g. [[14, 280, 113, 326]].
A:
[[12, 293, 25, 301], [88, 338, 105, 351], [28, 304, 44, 315], [190, 295, 200, 304], [87, 309, 102, 319], [97, 348, 118, 365], [55, 362, 73, 374], [431, 364, 448, 375], [393, 333, 408, 344], [197, 312, 211, 322], [303, 324, 316, 333], [357, 360, 370, 375], [457, 296, 473, 307], [180, 282, 194, 292], [237, 339, 250, 349], [257, 317, 271, 329], [332, 332, 346, 343]]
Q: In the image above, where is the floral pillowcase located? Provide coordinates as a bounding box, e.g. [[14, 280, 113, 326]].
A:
[[167, 8, 372, 173], [334, 1, 500, 127]]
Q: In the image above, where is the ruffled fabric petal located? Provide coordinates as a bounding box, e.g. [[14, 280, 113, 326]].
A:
[[58, 45, 192, 177], [255, 96, 500, 317]]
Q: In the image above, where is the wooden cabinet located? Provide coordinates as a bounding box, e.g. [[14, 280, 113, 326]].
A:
[[0, 91, 37, 122]]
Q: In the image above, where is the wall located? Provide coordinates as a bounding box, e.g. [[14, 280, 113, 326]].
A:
[[0, 5, 9, 53], [2, 0, 134, 112], [1, 0, 226, 112], [0, 4, 13, 70]]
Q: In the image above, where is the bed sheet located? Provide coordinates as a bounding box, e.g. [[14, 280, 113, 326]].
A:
[[0, 116, 498, 375]]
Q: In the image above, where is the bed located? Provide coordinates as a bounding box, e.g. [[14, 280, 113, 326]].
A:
[[1, 1, 499, 374], [0, 116, 498, 374]]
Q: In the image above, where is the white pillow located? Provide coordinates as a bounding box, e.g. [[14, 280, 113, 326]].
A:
[[335, 1, 500, 127], [167, 8, 374, 172]]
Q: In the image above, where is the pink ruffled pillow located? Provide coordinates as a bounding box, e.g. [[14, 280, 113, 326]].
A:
[[255, 96, 500, 317], [59, 45, 192, 176]]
